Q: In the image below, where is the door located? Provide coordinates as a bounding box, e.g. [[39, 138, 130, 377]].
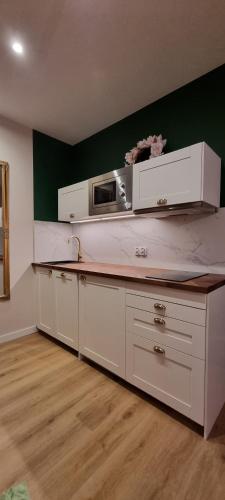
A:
[[54, 271, 78, 349], [79, 274, 125, 377], [58, 180, 89, 222], [126, 332, 205, 424], [133, 143, 203, 211], [36, 268, 55, 337]]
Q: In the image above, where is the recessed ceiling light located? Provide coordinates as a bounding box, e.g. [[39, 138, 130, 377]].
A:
[[12, 42, 24, 55]]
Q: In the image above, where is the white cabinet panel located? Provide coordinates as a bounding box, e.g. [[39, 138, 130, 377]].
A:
[[126, 307, 205, 359], [126, 293, 206, 326], [35, 267, 78, 350], [133, 142, 220, 211], [79, 275, 125, 377], [126, 332, 205, 424], [36, 268, 55, 337], [58, 180, 88, 222], [54, 271, 78, 349]]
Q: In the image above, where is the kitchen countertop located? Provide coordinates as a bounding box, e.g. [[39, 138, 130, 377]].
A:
[[32, 261, 225, 293]]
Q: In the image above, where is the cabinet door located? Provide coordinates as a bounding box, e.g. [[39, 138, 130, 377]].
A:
[[126, 332, 205, 424], [79, 275, 125, 377], [53, 271, 78, 349], [133, 143, 203, 211], [58, 180, 89, 222], [36, 268, 55, 337]]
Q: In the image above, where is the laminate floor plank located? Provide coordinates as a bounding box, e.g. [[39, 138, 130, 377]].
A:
[[0, 333, 225, 500]]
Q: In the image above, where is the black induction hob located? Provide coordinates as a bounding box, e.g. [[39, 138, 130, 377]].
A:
[[145, 270, 207, 282]]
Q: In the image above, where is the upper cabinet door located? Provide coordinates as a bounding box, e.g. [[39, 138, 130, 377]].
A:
[[133, 142, 221, 211], [58, 180, 89, 222]]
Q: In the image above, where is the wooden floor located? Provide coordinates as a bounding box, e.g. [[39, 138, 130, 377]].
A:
[[0, 334, 225, 500]]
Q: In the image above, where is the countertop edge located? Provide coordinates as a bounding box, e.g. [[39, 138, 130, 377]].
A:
[[32, 262, 225, 294]]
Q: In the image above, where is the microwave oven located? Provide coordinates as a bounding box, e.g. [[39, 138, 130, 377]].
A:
[[89, 166, 132, 216]]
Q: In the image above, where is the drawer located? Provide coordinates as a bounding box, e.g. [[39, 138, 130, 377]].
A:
[[126, 293, 206, 326], [126, 307, 205, 359], [126, 333, 205, 425]]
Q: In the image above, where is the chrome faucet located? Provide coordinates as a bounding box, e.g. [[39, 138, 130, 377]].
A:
[[70, 235, 82, 262]]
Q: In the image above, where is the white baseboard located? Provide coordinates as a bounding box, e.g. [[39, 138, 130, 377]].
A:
[[0, 325, 37, 344]]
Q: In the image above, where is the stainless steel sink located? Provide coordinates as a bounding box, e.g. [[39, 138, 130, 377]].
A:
[[41, 260, 78, 265]]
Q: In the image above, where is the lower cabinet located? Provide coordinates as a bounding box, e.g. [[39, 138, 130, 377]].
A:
[[54, 271, 78, 349], [36, 267, 55, 337], [126, 332, 205, 425], [79, 274, 125, 377], [35, 268, 78, 349]]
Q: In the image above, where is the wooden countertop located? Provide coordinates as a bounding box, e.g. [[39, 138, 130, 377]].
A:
[[32, 261, 225, 294]]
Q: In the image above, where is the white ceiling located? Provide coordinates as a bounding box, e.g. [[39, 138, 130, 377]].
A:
[[0, 0, 225, 145]]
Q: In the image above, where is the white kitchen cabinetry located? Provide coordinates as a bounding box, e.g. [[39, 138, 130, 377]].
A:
[[79, 274, 125, 377], [133, 142, 221, 212], [58, 180, 89, 222], [35, 268, 78, 349], [54, 271, 78, 349], [126, 286, 206, 425], [36, 267, 55, 337]]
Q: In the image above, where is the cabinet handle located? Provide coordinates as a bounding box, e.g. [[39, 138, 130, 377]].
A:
[[80, 274, 86, 282], [154, 317, 165, 326], [48, 270, 52, 276], [154, 303, 166, 311], [60, 272, 65, 278], [157, 198, 167, 205], [154, 345, 165, 355], [70, 213, 75, 218]]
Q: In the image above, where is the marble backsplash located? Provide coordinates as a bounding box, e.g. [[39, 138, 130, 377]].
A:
[[34, 208, 225, 273], [71, 208, 225, 273], [33, 221, 73, 262]]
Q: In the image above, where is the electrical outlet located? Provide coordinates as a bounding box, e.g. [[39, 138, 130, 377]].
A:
[[140, 246, 148, 257], [135, 246, 148, 257]]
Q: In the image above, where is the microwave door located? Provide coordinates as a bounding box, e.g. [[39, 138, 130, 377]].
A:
[[93, 180, 118, 208]]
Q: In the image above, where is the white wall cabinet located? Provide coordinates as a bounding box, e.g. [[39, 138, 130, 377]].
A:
[[133, 142, 221, 212], [58, 180, 89, 222], [79, 274, 125, 377], [35, 268, 78, 349]]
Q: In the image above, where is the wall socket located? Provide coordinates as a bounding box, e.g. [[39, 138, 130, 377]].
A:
[[135, 246, 148, 257]]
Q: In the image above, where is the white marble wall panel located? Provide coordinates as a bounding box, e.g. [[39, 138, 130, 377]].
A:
[[34, 221, 73, 262], [71, 208, 225, 273]]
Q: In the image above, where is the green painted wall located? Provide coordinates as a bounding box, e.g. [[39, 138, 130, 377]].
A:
[[33, 63, 225, 221], [33, 131, 73, 222], [72, 63, 225, 205]]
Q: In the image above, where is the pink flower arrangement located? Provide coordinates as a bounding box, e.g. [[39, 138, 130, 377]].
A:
[[125, 134, 167, 165]]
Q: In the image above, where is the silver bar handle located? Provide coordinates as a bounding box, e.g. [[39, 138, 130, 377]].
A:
[[154, 317, 165, 326], [154, 303, 166, 311], [154, 345, 165, 355]]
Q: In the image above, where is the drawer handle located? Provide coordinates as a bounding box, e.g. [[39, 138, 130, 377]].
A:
[[70, 213, 75, 218], [154, 317, 165, 326], [157, 198, 167, 206], [60, 272, 65, 278], [48, 270, 52, 276], [80, 274, 86, 282], [154, 345, 165, 355], [154, 303, 166, 311]]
